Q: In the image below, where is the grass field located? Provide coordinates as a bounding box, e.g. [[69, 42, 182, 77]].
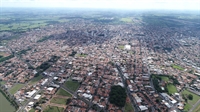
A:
[[29, 108, 35, 112], [120, 18, 133, 23], [193, 104, 200, 112], [64, 80, 80, 92], [0, 92, 16, 112], [50, 97, 67, 105], [118, 45, 124, 49], [29, 75, 43, 85], [182, 90, 200, 111], [166, 83, 178, 94], [43, 105, 64, 112], [125, 103, 134, 112], [8, 83, 24, 95], [56, 88, 72, 97], [0, 80, 6, 85], [159, 76, 169, 82], [171, 64, 184, 71]]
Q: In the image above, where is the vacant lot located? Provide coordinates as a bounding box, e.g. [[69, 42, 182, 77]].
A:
[[56, 88, 72, 97], [166, 84, 178, 94], [64, 80, 80, 92], [43, 105, 64, 112], [9, 83, 24, 95], [29, 75, 43, 85], [0, 92, 16, 112], [50, 97, 67, 105], [182, 90, 200, 111], [125, 103, 134, 112]]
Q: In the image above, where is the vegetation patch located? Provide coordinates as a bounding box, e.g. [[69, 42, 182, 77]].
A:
[[151, 74, 179, 94], [43, 105, 64, 112], [50, 97, 67, 105], [118, 45, 124, 49], [0, 91, 17, 112], [109, 85, 127, 107], [0, 55, 14, 63], [125, 103, 134, 112], [182, 89, 200, 111], [37, 35, 54, 42], [193, 103, 200, 112], [166, 83, 177, 94], [29, 75, 43, 85], [120, 18, 133, 23], [78, 53, 88, 57], [171, 64, 184, 71], [56, 88, 72, 97], [64, 80, 80, 92], [9, 83, 24, 95]]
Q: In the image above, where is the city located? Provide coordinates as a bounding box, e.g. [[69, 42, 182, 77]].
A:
[[0, 7, 200, 112]]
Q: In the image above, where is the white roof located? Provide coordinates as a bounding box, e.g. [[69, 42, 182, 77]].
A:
[[139, 105, 148, 111], [47, 87, 54, 91], [28, 102, 34, 106], [34, 94, 41, 100]]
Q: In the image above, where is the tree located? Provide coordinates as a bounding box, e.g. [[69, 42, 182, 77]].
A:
[[188, 94, 193, 100], [109, 85, 127, 107]]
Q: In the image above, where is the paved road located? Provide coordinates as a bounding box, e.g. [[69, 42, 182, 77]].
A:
[[116, 64, 139, 112]]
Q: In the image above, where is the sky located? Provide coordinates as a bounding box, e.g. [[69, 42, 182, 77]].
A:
[[1, 0, 200, 10]]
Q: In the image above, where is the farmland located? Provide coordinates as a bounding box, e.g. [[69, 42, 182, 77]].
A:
[[0, 92, 16, 112]]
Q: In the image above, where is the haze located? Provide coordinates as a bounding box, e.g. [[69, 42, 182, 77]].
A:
[[1, 0, 200, 10]]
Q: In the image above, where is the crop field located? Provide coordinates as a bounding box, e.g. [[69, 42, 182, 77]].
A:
[[0, 92, 16, 112]]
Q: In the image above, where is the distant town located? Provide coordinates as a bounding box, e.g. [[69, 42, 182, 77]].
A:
[[0, 9, 200, 112]]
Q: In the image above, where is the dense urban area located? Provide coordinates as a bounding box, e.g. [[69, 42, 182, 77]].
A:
[[0, 9, 200, 112]]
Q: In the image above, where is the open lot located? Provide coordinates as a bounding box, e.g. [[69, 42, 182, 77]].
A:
[[8, 83, 24, 95], [125, 103, 134, 112], [43, 105, 64, 112], [120, 18, 133, 23], [182, 89, 200, 111], [0, 92, 16, 112], [50, 97, 67, 105], [64, 80, 80, 92], [56, 88, 72, 97]]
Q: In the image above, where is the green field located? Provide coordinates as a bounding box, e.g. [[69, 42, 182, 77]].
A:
[[77, 54, 88, 57], [0, 81, 6, 85], [182, 90, 200, 111], [50, 97, 67, 105], [0, 92, 16, 112], [29, 75, 43, 85], [120, 18, 133, 23], [166, 84, 178, 94], [193, 104, 200, 112], [64, 80, 80, 92], [171, 64, 184, 71], [118, 45, 124, 49], [56, 88, 72, 97], [159, 76, 169, 82], [29, 108, 35, 112], [43, 105, 64, 112], [125, 103, 134, 112], [8, 84, 24, 95]]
